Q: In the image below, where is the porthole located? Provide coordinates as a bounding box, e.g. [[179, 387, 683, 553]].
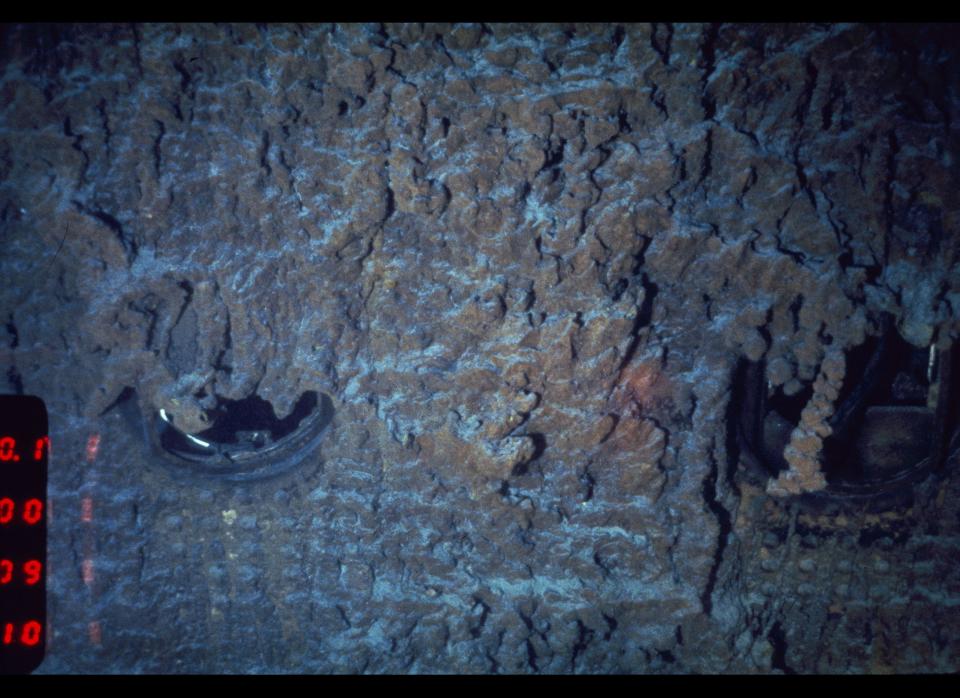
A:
[[120, 389, 334, 483], [736, 319, 958, 504]]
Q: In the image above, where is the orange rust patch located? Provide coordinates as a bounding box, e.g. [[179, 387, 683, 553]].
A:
[[612, 359, 671, 414]]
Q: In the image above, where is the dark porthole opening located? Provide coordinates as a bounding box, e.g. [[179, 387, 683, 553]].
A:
[[737, 321, 959, 501], [146, 390, 334, 482], [159, 391, 320, 454], [821, 330, 941, 488]]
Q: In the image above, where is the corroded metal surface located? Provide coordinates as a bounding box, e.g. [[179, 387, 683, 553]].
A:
[[1, 23, 958, 673]]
